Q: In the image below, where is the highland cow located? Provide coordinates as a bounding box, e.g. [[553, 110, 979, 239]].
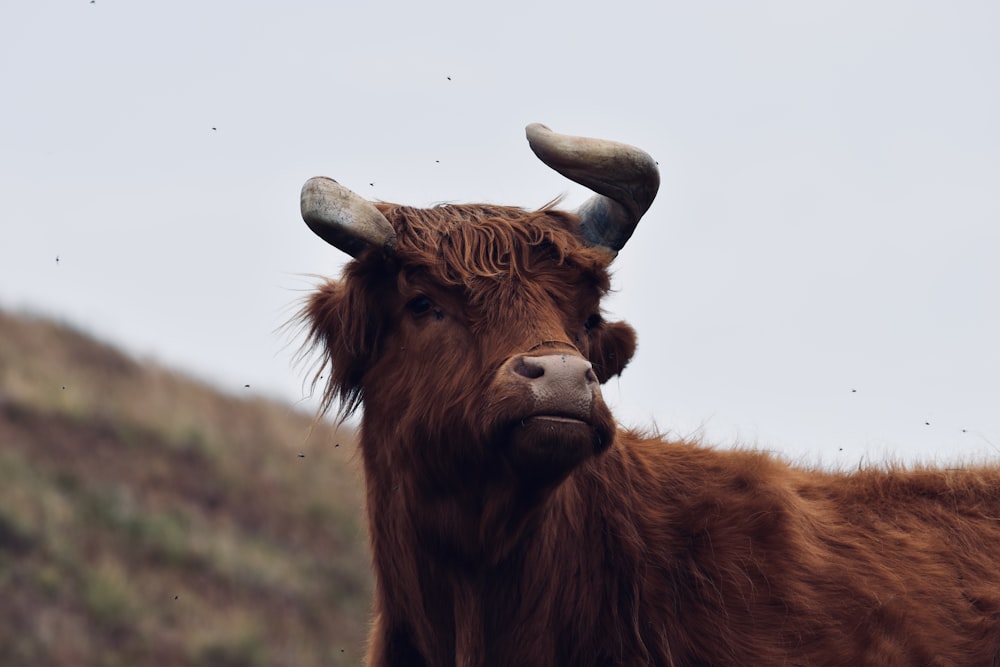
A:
[[298, 124, 1000, 666]]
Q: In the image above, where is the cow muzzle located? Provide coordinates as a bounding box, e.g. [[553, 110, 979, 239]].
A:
[[510, 353, 599, 423], [493, 351, 615, 487]]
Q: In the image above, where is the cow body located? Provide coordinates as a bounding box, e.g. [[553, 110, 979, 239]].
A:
[[365, 438, 1000, 666], [299, 126, 1000, 666]]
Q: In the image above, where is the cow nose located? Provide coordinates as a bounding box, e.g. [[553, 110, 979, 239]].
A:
[[512, 354, 599, 419]]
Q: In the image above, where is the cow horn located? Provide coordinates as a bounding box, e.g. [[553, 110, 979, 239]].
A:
[[525, 123, 659, 254], [300, 177, 397, 257]]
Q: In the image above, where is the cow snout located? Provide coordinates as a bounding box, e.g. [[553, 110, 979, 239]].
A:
[[510, 354, 599, 420]]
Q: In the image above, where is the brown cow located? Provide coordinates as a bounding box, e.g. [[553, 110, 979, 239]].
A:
[[298, 124, 1000, 666]]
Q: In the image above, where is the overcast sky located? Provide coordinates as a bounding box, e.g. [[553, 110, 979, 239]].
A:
[[3, 0, 998, 465]]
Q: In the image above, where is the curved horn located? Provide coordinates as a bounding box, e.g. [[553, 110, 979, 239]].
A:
[[300, 177, 397, 257], [525, 123, 659, 254]]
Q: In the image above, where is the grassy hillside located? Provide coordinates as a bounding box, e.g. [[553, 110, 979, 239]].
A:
[[0, 309, 371, 666]]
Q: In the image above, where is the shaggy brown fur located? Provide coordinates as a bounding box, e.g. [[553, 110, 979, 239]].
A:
[[302, 202, 1000, 666]]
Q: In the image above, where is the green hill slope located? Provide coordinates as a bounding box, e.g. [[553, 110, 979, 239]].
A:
[[0, 310, 371, 666]]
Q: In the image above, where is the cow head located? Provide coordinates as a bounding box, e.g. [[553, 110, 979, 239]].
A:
[[301, 124, 659, 495]]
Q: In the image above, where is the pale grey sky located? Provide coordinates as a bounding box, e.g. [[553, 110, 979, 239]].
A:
[[2, 0, 998, 465]]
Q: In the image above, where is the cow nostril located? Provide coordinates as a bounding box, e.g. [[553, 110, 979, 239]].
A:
[[513, 356, 545, 379], [510, 354, 597, 388]]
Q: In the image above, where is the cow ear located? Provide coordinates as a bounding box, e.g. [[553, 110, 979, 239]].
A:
[[590, 320, 637, 383], [301, 277, 382, 418]]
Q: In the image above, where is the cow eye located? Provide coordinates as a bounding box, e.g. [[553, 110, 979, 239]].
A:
[[406, 295, 434, 317], [584, 314, 602, 332]]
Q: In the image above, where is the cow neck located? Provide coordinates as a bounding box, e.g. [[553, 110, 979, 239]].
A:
[[361, 426, 655, 664]]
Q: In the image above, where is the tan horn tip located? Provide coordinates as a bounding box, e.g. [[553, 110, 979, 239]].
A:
[[300, 177, 396, 258]]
